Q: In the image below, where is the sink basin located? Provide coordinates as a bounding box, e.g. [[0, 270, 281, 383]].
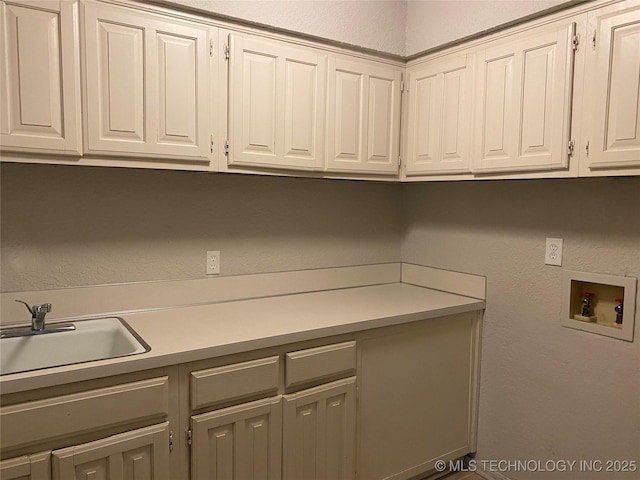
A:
[[0, 317, 150, 375]]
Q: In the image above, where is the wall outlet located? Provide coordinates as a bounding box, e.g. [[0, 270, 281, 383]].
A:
[[545, 238, 563, 266], [206, 250, 220, 275]]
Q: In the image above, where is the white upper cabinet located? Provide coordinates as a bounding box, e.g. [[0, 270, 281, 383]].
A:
[[0, 0, 81, 155], [405, 54, 473, 175], [82, 2, 214, 162], [326, 58, 401, 175], [582, 0, 640, 175], [228, 34, 326, 171], [473, 22, 576, 174]]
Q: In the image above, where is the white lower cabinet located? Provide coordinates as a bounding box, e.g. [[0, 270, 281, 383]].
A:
[[0, 451, 51, 480], [188, 347, 356, 480], [0, 315, 481, 480], [282, 378, 356, 480], [51, 423, 170, 480], [191, 396, 283, 480], [0, 373, 173, 480], [357, 312, 481, 480], [188, 379, 356, 480]]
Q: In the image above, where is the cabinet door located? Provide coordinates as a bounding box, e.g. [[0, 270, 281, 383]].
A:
[[82, 2, 211, 161], [357, 313, 479, 480], [0, 0, 80, 154], [473, 22, 576, 173], [584, 1, 640, 173], [228, 34, 326, 171], [0, 451, 51, 480], [191, 396, 282, 480], [326, 58, 401, 175], [282, 377, 356, 480], [405, 55, 473, 175], [51, 422, 169, 480]]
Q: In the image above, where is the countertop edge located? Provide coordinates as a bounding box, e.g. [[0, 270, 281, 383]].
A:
[[0, 286, 485, 395]]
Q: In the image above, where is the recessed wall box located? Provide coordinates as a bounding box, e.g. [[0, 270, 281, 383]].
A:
[[561, 270, 637, 341]]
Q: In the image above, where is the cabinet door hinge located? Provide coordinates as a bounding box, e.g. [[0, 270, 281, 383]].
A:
[[223, 43, 230, 60], [210, 135, 214, 153], [169, 431, 174, 452], [224, 140, 229, 156], [210, 39, 214, 57], [186, 429, 193, 446], [400, 81, 405, 93], [592, 30, 597, 48], [571, 34, 579, 52], [568, 140, 575, 157], [585, 140, 589, 157]]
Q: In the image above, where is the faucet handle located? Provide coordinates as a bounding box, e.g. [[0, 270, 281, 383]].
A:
[[15, 299, 34, 315], [33, 303, 52, 314], [15, 300, 52, 316]]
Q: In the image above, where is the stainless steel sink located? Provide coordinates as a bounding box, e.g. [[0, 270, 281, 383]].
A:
[[0, 317, 150, 375]]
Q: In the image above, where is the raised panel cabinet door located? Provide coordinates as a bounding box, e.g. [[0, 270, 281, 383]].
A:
[[282, 377, 356, 480], [229, 34, 326, 171], [0, 0, 80, 154], [405, 55, 472, 175], [587, 2, 640, 171], [191, 396, 282, 480], [473, 22, 575, 173], [82, 2, 211, 161], [51, 422, 169, 480], [152, 23, 209, 158], [0, 451, 51, 480], [326, 58, 401, 174]]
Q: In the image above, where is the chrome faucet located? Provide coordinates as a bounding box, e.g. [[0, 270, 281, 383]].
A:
[[1, 301, 74, 339], [15, 300, 52, 331]]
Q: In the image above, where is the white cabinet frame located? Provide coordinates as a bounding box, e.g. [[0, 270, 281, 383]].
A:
[[228, 34, 327, 171], [405, 54, 474, 175], [581, 1, 640, 175], [81, 1, 213, 162], [0, 0, 81, 155], [326, 58, 401, 175], [472, 22, 576, 174]]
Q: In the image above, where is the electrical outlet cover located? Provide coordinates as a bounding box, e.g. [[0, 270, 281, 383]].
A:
[[545, 238, 563, 266], [206, 250, 220, 275]]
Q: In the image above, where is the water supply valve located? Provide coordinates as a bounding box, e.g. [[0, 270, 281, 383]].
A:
[[614, 298, 624, 325], [574, 292, 597, 323]]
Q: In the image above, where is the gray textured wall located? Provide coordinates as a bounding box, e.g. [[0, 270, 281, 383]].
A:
[[405, 0, 566, 55], [401, 177, 640, 479], [163, 0, 408, 55], [0, 163, 401, 291], [162, 0, 568, 56]]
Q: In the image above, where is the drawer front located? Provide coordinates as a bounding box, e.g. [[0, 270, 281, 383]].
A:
[[285, 341, 356, 388], [0, 377, 169, 451], [190, 356, 280, 410]]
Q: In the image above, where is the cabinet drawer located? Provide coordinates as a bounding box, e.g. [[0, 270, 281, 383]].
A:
[[0, 377, 169, 451], [190, 356, 280, 410], [285, 341, 356, 388]]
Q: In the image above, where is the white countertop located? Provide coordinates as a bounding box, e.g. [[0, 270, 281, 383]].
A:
[[0, 282, 485, 394]]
